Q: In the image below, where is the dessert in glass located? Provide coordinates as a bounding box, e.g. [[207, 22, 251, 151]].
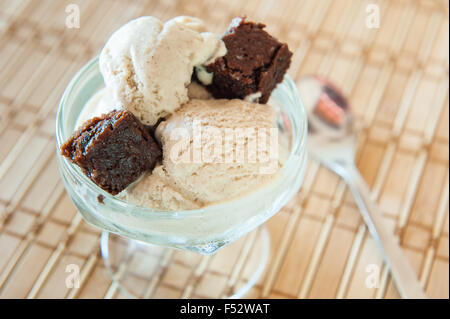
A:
[[56, 16, 307, 298]]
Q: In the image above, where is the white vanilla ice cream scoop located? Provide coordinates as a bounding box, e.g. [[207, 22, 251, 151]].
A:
[[124, 99, 281, 210], [99, 16, 226, 125]]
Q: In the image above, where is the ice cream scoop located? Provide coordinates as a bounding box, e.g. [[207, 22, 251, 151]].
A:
[[99, 16, 226, 125], [124, 98, 281, 209]]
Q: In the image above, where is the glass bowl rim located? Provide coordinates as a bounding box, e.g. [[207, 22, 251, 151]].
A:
[[55, 56, 308, 219]]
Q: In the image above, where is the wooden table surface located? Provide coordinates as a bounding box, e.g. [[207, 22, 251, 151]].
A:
[[0, 0, 448, 299]]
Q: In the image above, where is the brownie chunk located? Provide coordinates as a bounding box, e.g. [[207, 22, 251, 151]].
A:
[[61, 110, 161, 195], [204, 17, 292, 104]]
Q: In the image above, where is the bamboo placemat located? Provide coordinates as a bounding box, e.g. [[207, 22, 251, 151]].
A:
[[0, 0, 448, 299]]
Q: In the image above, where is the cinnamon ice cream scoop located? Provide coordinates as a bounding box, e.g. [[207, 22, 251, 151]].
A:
[[99, 16, 226, 125], [124, 99, 281, 209]]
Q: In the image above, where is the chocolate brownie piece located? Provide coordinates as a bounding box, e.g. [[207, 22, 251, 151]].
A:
[[61, 110, 161, 195], [204, 17, 292, 104]]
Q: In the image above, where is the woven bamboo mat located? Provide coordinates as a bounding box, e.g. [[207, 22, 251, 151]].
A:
[[0, 0, 448, 299]]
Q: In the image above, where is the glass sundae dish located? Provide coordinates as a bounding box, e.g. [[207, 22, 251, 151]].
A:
[[56, 16, 307, 298]]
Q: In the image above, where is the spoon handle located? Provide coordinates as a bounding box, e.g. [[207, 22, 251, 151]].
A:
[[343, 164, 427, 299]]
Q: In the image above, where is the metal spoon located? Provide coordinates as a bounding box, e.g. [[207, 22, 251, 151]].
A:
[[297, 75, 427, 299]]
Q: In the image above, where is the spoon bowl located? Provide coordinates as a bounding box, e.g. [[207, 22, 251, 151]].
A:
[[299, 76, 356, 165]]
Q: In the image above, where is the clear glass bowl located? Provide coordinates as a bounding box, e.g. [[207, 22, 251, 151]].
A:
[[56, 57, 308, 255]]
